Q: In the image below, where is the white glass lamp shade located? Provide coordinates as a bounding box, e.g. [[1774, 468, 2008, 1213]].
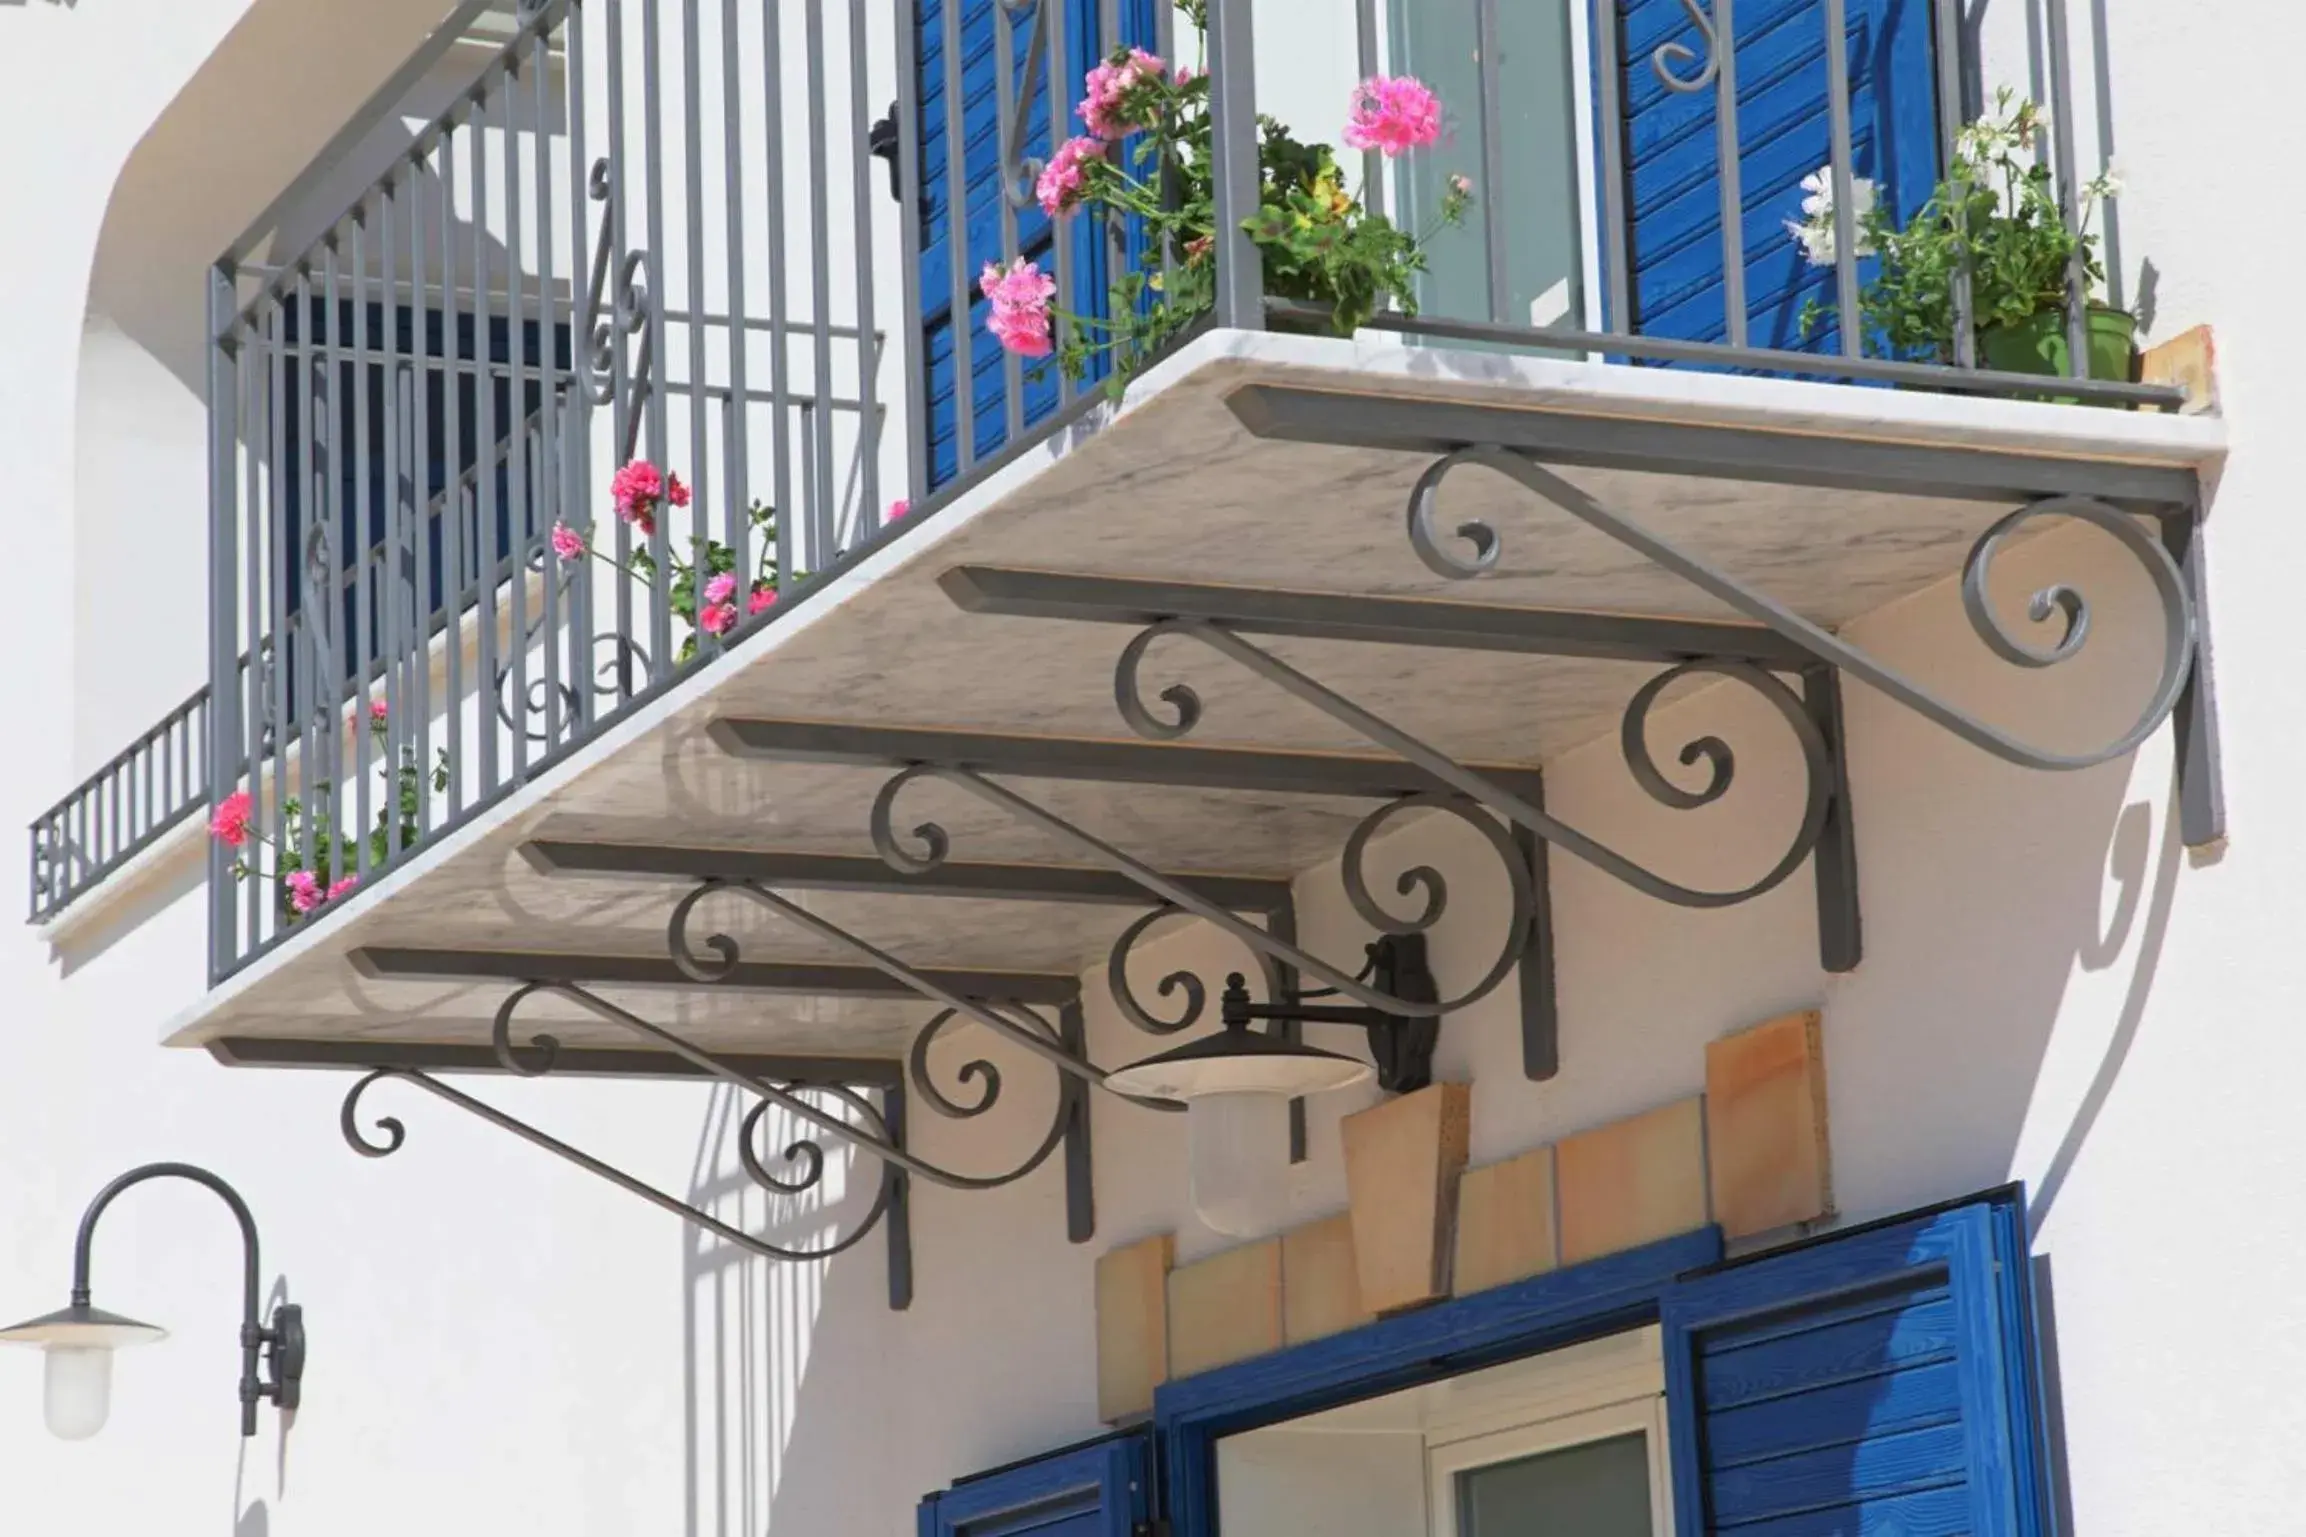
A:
[[1108, 1024, 1373, 1237], [0, 1304, 166, 1441]]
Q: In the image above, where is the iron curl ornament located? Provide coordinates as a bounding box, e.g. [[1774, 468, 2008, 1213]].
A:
[[663, 876, 1101, 1160], [1114, 615, 1832, 909], [1404, 444, 2196, 773]]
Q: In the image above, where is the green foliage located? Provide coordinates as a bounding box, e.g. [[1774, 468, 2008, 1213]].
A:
[[1802, 90, 2118, 361], [1050, 30, 1467, 396]]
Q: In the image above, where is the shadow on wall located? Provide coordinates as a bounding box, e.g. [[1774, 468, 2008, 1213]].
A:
[[682, 1083, 899, 1537]]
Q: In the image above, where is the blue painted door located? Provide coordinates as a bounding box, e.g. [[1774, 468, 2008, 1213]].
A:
[[1601, 0, 1941, 355], [1659, 1190, 2049, 1537], [919, 1433, 1152, 1537], [913, 0, 1155, 490]]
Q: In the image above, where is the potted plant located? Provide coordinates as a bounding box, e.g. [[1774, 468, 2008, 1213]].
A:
[[981, 0, 1473, 393], [1799, 89, 2133, 396]]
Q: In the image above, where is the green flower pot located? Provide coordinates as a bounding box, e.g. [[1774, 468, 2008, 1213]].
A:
[[1976, 306, 2139, 405]]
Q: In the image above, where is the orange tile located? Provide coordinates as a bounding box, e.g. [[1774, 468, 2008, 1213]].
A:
[[1555, 1097, 1708, 1265], [1706, 1010, 1832, 1239]]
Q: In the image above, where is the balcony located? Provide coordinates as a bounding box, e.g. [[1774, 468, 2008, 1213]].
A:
[[36, 0, 2222, 1274]]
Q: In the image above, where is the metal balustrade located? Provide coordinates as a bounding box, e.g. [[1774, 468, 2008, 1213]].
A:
[[24, 0, 2176, 948]]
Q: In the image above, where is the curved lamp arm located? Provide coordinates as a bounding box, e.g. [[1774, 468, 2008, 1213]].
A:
[[68, 1162, 299, 1437]]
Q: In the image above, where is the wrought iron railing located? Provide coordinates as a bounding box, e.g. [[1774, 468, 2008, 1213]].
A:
[[28, 686, 212, 923], [107, 0, 2174, 966]]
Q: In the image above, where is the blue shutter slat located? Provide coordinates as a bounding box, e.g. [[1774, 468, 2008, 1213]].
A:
[[1661, 1190, 2047, 1537], [1600, 0, 1939, 356], [918, 1433, 1152, 1537]]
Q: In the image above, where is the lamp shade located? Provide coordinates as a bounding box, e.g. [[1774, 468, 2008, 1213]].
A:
[[1105, 1024, 1374, 1102], [0, 1304, 167, 1350]]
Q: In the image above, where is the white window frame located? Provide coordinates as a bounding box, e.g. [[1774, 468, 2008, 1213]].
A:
[[1423, 1365, 1674, 1537]]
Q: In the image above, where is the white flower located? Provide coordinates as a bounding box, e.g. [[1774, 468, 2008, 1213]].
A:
[[2084, 162, 2123, 201], [1786, 168, 1877, 267]]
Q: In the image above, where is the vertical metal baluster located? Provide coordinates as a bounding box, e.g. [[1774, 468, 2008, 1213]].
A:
[[1822, 0, 1863, 358], [721, 0, 753, 595], [681, 0, 713, 648], [319, 237, 346, 896], [1474, 0, 1509, 323], [1932, 0, 1974, 367], [990, 0, 1024, 441], [605, 0, 635, 701], [848, 0, 882, 531], [207, 266, 242, 971], [643, 0, 674, 677], [271, 281, 302, 952], [804, 0, 837, 565], [381, 177, 406, 863], [1354, 0, 1380, 216], [1593, 1, 1632, 336], [1711, 0, 1746, 346], [1206, 0, 1262, 326], [566, 6, 596, 725], [262, 301, 285, 922], [473, 88, 504, 793], [353, 209, 377, 882], [409, 139, 435, 834], [504, 58, 533, 780], [894, 0, 929, 502], [764, 0, 795, 588], [439, 128, 467, 819], [533, 29, 562, 748], [2043, 0, 2087, 378], [939, 0, 971, 476]]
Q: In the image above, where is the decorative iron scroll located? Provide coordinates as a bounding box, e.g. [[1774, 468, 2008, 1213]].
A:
[[996, 0, 1053, 212], [580, 158, 655, 466], [873, 762, 1538, 1020], [1404, 444, 2195, 772], [494, 550, 651, 743], [1651, 0, 1722, 91], [1114, 617, 1831, 908]]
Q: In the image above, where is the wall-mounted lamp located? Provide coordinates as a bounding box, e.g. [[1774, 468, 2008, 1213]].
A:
[[1107, 936, 1438, 1235], [0, 1163, 304, 1439]]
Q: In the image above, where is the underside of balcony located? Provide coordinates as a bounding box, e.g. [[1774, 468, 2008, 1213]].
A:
[[169, 327, 2223, 1081]]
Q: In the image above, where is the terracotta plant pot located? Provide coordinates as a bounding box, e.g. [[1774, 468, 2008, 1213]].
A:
[[1976, 305, 2139, 404]]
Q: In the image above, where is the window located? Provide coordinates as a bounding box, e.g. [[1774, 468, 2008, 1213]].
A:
[[1216, 1326, 1674, 1537]]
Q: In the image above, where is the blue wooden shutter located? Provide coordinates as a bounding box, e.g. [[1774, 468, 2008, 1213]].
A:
[[913, 0, 1155, 491], [918, 1433, 1153, 1537], [1602, 0, 1942, 355], [1659, 1189, 2049, 1537]]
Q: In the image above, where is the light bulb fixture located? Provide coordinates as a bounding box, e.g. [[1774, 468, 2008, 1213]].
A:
[[1105, 935, 1441, 1236], [0, 1163, 304, 1439]]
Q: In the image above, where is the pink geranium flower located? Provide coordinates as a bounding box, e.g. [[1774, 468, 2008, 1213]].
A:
[[888, 498, 912, 520], [550, 522, 588, 561], [209, 790, 254, 849], [699, 601, 738, 636], [1036, 134, 1107, 217], [667, 473, 691, 509], [611, 459, 688, 536], [1342, 75, 1442, 157], [748, 584, 778, 616], [285, 869, 323, 913], [368, 699, 389, 725], [1079, 47, 1165, 139], [326, 874, 360, 902], [980, 258, 1057, 357], [703, 571, 738, 606]]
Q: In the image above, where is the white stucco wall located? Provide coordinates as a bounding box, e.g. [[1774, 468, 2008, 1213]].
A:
[[6, 0, 2306, 1535]]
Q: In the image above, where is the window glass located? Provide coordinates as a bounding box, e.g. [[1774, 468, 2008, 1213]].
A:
[[1454, 1430, 1653, 1537]]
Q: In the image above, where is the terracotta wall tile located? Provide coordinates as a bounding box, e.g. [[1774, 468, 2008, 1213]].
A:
[[1555, 1097, 1708, 1264], [1706, 1010, 1832, 1239], [1454, 1145, 1559, 1296]]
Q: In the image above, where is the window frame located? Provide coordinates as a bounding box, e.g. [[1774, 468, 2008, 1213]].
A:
[[1427, 1395, 1674, 1537]]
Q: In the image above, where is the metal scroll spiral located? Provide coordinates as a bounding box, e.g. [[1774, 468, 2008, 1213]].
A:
[[493, 550, 652, 744], [1407, 446, 2195, 773], [1105, 906, 1209, 1035], [996, 0, 1052, 211], [337, 1062, 898, 1262], [1652, 0, 1721, 92], [664, 880, 1076, 1187], [582, 158, 655, 464]]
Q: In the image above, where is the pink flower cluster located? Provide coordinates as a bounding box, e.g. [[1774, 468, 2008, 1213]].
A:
[[1342, 75, 1441, 157], [1035, 134, 1107, 218], [609, 458, 690, 536], [285, 869, 360, 915], [981, 258, 1057, 357], [550, 522, 588, 561], [1078, 47, 1166, 139], [700, 572, 740, 636], [209, 790, 255, 848]]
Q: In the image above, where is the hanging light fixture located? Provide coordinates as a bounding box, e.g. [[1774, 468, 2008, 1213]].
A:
[[0, 1163, 304, 1440], [1107, 937, 1438, 1236]]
